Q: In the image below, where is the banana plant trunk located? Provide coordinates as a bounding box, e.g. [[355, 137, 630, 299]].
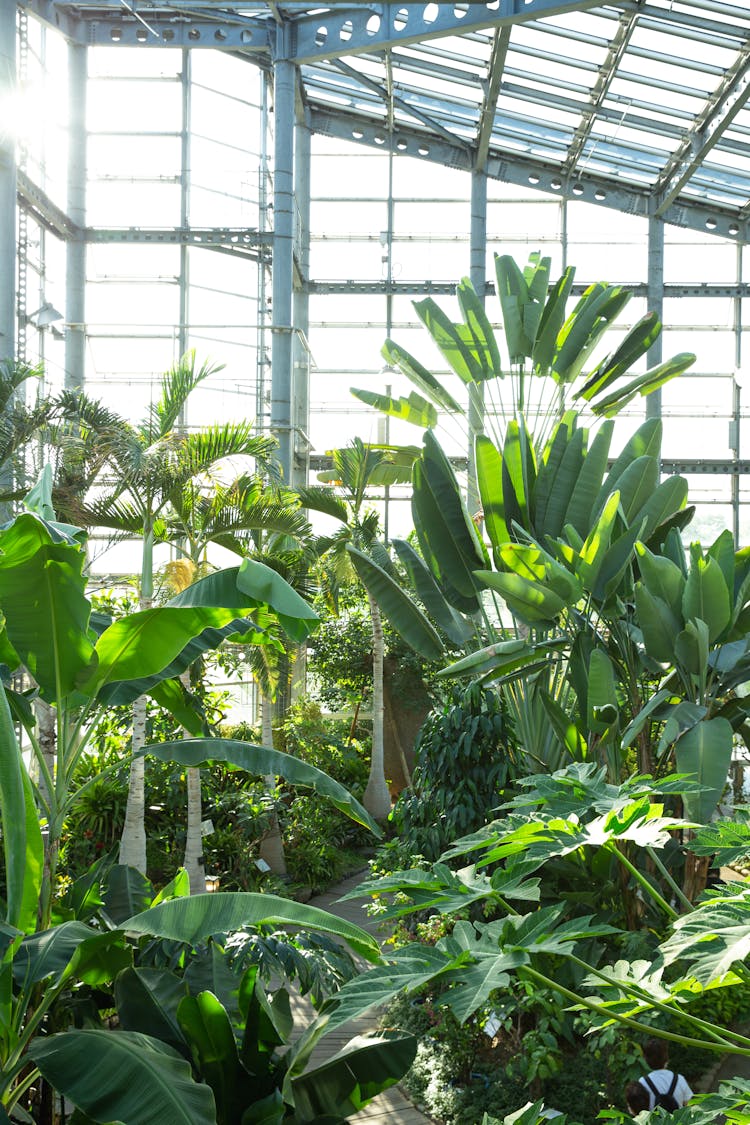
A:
[[258, 690, 287, 875], [363, 592, 391, 820], [183, 765, 205, 894]]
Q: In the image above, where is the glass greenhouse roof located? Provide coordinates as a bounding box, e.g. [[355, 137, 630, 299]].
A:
[[24, 0, 750, 238]]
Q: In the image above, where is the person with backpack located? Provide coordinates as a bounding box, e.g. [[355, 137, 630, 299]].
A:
[[638, 1038, 694, 1110]]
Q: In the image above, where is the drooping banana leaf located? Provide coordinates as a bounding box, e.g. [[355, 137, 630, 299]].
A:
[[412, 460, 481, 614], [553, 284, 631, 385], [457, 277, 502, 379], [346, 544, 445, 661], [562, 419, 614, 538], [531, 264, 575, 375], [413, 296, 485, 384], [577, 312, 662, 401], [475, 433, 509, 561], [350, 388, 438, 429], [380, 339, 463, 414], [391, 538, 474, 647], [592, 353, 696, 417]]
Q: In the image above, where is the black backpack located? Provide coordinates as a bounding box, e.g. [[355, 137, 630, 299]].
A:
[[643, 1072, 679, 1112]]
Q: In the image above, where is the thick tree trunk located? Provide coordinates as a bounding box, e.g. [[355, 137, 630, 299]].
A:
[[258, 691, 287, 875], [363, 594, 391, 820]]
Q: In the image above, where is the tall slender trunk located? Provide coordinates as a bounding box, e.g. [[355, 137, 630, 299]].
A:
[[118, 697, 148, 873], [258, 690, 287, 875], [33, 698, 56, 810], [118, 553, 153, 873], [363, 593, 391, 820], [183, 765, 205, 894]]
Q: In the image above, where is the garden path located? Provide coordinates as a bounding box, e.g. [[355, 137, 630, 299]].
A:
[[289, 869, 434, 1123]]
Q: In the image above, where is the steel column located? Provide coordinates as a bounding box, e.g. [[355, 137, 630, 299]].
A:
[[270, 54, 295, 482], [65, 40, 86, 390], [178, 49, 191, 363], [646, 214, 664, 421], [0, 4, 16, 362], [468, 168, 487, 514], [291, 107, 311, 489]]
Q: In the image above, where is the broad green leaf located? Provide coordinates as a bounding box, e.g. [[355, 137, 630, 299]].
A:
[[683, 556, 731, 643], [381, 339, 463, 414], [635, 585, 680, 663], [350, 388, 438, 428], [592, 523, 643, 604], [412, 461, 480, 614], [177, 991, 246, 1123], [115, 968, 189, 1056], [591, 352, 696, 417], [675, 717, 734, 823], [14, 924, 131, 988], [674, 619, 710, 684], [687, 821, 750, 867], [457, 277, 502, 379], [122, 893, 380, 964], [475, 571, 569, 625], [414, 296, 482, 384], [436, 637, 566, 681], [502, 418, 537, 530], [104, 865, 155, 925], [661, 886, 750, 985], [533, 414, 576, 535], [391, 539, 474, 647], [539, 690, 588, 760], [495, 254, 534, 359], [621, 689, 674, 750], [637, 475, 689, 543], [532, 265, 574, 374], [499, 544, 582, 604], [537, 425, 585, 540], [147, 738, 380, 837], [0, 513, 93, 701], [578, 311, 662, 401], [291, 1032, 418, 1120], [475, 434, 510, 558], [0, 684, 42, 932], [346, 545, 444, 661], [30, 1029, 217, 1125], [587, 650, 618, 735], [595, 418, 663, 516], [553, 284, 630, 385], [613, 455, 658, 526], [635, 542, 685, 616], [562, 420, 613, 537]]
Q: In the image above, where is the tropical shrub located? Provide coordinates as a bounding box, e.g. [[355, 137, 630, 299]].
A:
[[389, 680, 518, 863]]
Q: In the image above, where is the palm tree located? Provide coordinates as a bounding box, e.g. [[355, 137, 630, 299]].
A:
[[299, 438, 410, 821], [55, 351, 281, 876]]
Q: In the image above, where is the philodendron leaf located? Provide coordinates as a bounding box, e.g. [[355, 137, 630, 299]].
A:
[[30, 1030, 217, 1125], [660, 885, 750, 986], [122, 893, 380, 964], [686, 820, 750, 867]]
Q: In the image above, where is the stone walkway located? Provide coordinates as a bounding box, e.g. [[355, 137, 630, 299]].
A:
[[290, 870, 433, 1124]]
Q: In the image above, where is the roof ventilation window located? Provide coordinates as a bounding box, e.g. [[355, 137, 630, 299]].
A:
[[340, 20, 353, 42], [314, 25, 327, 47], [423, 4, 439, 23], [394, 9, 409, 31], [366, 14, 381, 35]]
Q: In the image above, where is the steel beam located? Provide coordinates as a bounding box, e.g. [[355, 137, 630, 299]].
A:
[[17, 170, 80, 239], [562, 8, 640, 179], [86, 227, 270, 259], [654, 42, 750, 217], [476, 27, 510, 174], [308, 280, 750, 298], [287, 1, 625, 65], [0, 1, 16, 361], [270, 51, 295, 482], [292, 103, 311, 489], [65, 42, 87, 390], [308, 107, 750, 243], [21, 1, 271, 50]]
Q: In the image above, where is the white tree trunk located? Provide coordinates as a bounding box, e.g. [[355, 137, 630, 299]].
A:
[[183, 764, 205, 894], [118, 695, 148, 873], [119, 583, 152, 874], [258, 690, 287, 875], [179, 669, 206, 894], [363, 593, 391, 820]]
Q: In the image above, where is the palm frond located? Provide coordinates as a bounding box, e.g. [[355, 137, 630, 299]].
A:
[[296, 485, 349, 523], [143, 352, 224, 440]]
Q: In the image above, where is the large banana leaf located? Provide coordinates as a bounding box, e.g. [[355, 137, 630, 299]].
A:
[[475, 571, 570, 626], [562, 420, 613, 537], [475, 434, 509, 560], [31, 1029, 217, 1125], [501, 418, 537, 532], [436, 636, 566, 682], [495, 253, 548, 360], [457, 277, 502, 379], [532, 414, 576, 535], [635, 584, 680, 664], [380, 339, 463, 414], [0, 683, 42, 932], [350, 388, 438, 428], [594, 417, 662, 515], [422, 431, 488, 571], [115, 967, 189, 1057], [177, 991, 246, 1124], [537, 425, 585, 539], [414, 293, 492, 384], [675, 716, 734, 823], [147, 737, 380, 837], [346, 545, 444, 660], [391, 538, 474, 647], [412, 459, 481, 614], [577, 312, 662, 401], [531, 265, 575, 375], [122, 892, 380, 963], [553, 284, 631, 385], [290, 1032, 417, 1121], [591, 353, 696, 417], [683, 555, 731, 643], [0, 513, 93, 701]]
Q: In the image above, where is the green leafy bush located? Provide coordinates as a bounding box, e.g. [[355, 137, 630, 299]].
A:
[[388, 680, 518, 863]]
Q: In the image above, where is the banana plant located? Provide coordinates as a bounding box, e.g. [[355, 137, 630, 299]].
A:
[[0, 674, 402, 1122], [0, 505, 384, 929]]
